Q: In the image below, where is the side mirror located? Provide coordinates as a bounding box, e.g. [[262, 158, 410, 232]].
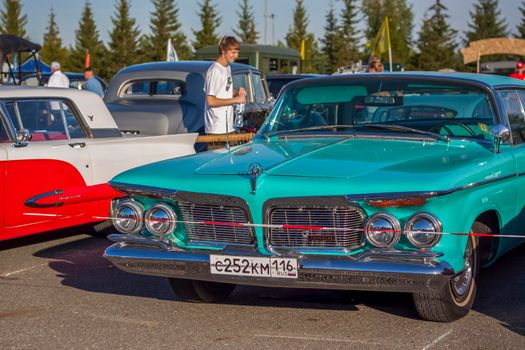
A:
[[15, 128, 31, 147], [491, 124, 510, 153]]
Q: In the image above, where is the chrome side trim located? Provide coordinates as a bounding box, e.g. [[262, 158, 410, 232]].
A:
[[347, 173, 517, 201], [109, 182, 178, 200], [111, 171, 518, 204], [24, 190, 64, 208], [104, 239, 453, 293]]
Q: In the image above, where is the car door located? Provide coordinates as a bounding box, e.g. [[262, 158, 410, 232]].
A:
[[497, 89, 525, 240], [1, 98, 93, 235], [0, 115, 10, 234]]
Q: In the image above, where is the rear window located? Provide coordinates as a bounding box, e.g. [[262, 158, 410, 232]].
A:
[[120, 79, 185, 97]]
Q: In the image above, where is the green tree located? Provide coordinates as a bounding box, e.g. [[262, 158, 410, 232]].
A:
[[69, 1, 107, 77], [0, 0, 27, 37], [107, 0, 141, 77], [465, 0, 507, 45], [382, 0, 413, 66], [233, 0, 258, 44], [415, 0, 458, 71], [336, 0, 360, 67], [362, 0, 382, 42], [40, 8, 68, 69], [519, 1, 525, 38], [141, 0, 191, 62], [193, 0, 221, 51], [286, 0, 321, 73], [320, 3, 340, 73], [362, 0, 414, 66]]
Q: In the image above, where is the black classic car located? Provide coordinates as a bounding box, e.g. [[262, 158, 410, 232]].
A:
[[266, 73, 321, 99], [104, 61, 272, 138]]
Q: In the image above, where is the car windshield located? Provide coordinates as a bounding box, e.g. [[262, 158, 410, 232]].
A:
[[258, 77, 497, 141]]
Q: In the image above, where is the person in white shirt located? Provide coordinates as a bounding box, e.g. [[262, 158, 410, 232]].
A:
[[47, 61, 69, 88], [204, 36, 246, 134]]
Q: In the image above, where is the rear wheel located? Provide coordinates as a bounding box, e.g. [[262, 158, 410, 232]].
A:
[[169, 278, 236, 303], [413, 221, 485, 322]]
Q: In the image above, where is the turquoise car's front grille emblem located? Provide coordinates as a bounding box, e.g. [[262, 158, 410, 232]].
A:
[[248, 163, 264, 194]]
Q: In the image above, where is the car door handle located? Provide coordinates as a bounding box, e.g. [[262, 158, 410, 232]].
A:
[[69, 142, 86, 149]]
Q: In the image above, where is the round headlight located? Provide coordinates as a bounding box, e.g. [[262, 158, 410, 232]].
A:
[[365, 213, 401, 248], [405, 213, 442, 248], [112, 200, 144, 235], [144, 203, 177, 238]]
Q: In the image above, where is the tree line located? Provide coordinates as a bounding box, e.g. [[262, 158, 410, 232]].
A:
[[0, 0, 522, 81]]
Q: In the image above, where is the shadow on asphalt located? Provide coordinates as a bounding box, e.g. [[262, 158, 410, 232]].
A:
[[474, 244, 525, 336], [0, 228, 74, 251], [32, 233, 175, 302], [30, 234, 525, 331]]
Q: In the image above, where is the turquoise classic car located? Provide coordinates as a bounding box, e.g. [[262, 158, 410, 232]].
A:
[[104, 72, 525, 322]]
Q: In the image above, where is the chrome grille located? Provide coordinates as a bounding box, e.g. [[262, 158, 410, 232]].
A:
[[178, 201, 254, 245], [268, 206, 364, 249]]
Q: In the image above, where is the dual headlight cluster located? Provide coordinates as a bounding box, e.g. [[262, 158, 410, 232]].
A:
[[113, 200, 440, 249], [112, 200, 177, 238], [365, 212, 441, 249]]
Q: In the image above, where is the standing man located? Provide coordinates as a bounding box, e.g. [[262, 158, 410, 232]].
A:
[[509, 62, 525, 80], [205, 36, 246, 134], [83, 67, 104, 97], [47, 61, 69, 88]]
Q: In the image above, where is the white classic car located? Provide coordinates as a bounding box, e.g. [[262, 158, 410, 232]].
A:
[[0, 86, 196, 240]]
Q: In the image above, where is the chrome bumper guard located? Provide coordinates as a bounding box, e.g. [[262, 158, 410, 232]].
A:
[[104, 234, 456, 293]]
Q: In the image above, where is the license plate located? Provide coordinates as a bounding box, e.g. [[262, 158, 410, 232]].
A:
[[210, 255, 298, 279]]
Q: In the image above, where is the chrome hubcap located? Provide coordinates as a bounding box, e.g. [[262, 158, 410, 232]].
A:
[[451, 240, 473, 297]]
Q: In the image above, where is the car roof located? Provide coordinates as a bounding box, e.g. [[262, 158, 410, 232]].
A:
[[266, 74, 322, 79], [283, 72, 525, 89], [0, 85, 100, 98], [0, 86, 118, 130], [115, 60, 260, 76]]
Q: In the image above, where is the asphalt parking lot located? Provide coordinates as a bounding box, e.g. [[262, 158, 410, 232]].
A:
[[1, 230, 524, 350]]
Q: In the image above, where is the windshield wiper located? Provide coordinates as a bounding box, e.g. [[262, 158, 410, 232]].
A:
[[358, 123, 449, 143], [264, 124, 357, 139]]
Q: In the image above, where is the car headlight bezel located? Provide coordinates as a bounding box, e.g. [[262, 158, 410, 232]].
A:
[[405, 212, 442, 248], [112, 199, 144, 235], [365, 212, 401, 248], [144, 203, 178, 238]]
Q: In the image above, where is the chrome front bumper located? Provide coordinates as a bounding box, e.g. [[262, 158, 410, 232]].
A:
[[103, 234, 456, 293]]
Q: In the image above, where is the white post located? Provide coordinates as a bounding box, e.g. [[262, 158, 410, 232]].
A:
[[389, 46, 393, 72]]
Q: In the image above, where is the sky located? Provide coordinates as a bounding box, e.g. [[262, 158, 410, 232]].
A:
[[20, 0, 523, 47]]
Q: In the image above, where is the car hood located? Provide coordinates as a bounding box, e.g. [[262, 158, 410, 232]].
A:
[[112, 137, 513, 197], [193, 137, 493, 179]]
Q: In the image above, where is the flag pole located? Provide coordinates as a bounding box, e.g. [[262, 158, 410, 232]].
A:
[[386, 17, 392, 72]]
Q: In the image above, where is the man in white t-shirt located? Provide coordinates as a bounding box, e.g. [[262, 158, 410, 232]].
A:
[[47, 61, 69, 88], [204, 36, 246, 134]]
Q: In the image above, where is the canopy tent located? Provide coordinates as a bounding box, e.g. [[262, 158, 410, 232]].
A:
[[14, 58, 51, 74], [461, 38, 525, 73], [0, 34, 43, 84]]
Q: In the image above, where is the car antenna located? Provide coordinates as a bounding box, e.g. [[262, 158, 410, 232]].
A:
[[225, 109, 230, 150]]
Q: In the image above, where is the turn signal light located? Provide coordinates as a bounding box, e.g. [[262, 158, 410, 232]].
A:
[[367, 198, 427, 208]]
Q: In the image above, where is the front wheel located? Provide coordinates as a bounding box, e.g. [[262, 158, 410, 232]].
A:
[[413, 222, 484, 322], [169, 278, 236, 303]]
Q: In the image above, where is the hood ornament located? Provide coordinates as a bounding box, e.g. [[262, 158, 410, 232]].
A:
[[248, 163, 264, 194]]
